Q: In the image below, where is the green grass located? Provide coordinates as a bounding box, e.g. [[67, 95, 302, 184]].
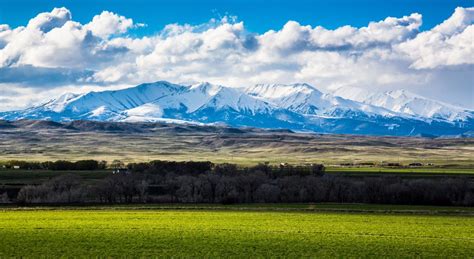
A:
[[0, 207, 473, 257]]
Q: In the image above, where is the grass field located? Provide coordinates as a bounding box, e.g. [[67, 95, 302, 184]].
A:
[[0, 206, 473, 257]]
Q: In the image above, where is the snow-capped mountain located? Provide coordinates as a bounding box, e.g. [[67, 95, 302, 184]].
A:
[[332, 86, 474, 122], [143, 82, 274, 115], [1, 81, 473, 136], [9, 81, 186, 121], [245, 83, 401, 118]]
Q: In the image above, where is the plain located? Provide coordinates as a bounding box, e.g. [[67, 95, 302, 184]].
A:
[[0, 206, 473, 257]]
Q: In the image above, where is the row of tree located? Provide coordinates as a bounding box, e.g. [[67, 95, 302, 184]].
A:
[[2, 160, 107, 170], [2, 160, 326, 177], [7, 162, 473, 206], [127, 161, 326, 177]]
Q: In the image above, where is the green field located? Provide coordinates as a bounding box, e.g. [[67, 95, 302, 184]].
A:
[[0, 206, 473, 257]]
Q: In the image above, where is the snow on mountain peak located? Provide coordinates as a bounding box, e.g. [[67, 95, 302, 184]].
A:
[[116, 81, 273, 120], [41, 92, 83, 113], [186, 82, 271, 113], [387, 89, 409, 99], [333, 86, 473, 121], [247, 83, 321, 100], [1, 80, 473, 137], [246, 83, 396, 117]]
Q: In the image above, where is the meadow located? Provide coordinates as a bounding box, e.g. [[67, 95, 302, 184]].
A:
[[0, 206, 472, 257]]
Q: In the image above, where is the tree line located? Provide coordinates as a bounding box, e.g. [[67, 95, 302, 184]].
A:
[[1, 160, 107, 170], [2, 161, 472, 206]]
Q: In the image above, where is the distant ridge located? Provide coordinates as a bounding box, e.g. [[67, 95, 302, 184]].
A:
[[333, 86, 473, 122]]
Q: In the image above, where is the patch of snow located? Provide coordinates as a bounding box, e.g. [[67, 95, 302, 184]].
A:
[[125, 103, 163, 118], [90, 106, 107, 117]]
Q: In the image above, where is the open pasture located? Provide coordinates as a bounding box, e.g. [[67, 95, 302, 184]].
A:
[[0, 207, 472, 257]]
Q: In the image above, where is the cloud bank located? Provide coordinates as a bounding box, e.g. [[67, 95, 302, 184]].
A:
[[0, 7, 473, 111]]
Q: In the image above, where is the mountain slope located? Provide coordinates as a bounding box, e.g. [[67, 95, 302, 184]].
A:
[[245, 83, 409, 121], [3, 81, 186, 121], [1, 81, 473, 136], [119, 82, 304, 129], [333, 86, 474, 122]]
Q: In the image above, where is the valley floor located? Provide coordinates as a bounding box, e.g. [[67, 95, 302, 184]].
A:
[[1, 121, 473, 166], [0, 204, 472, 257]]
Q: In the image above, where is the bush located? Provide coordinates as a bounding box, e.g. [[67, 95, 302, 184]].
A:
[[16, 174, 84, 203], [74, 160, 99, 170]]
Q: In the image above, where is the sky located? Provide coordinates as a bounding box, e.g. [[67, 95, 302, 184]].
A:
[[1, 0, 472, 34], [0, 0, 473, 111]]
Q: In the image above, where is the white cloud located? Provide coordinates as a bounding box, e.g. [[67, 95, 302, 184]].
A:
[[257, 12, 422, 54], [397, 7, 474, 69], [433, 7, 474, 34], [0, 7, 473, 111], [0, 7, 136, 69], [85, 11, 138, 39], [27, 7, 72, 33]]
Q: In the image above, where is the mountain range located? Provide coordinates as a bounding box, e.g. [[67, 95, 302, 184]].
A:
[[1, 81, 473, 137]]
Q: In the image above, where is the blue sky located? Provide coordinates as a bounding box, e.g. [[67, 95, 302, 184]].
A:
[[1, 0, 472, 35]]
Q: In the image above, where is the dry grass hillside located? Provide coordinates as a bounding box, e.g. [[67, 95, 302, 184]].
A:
[[1, 120, 473, 167]]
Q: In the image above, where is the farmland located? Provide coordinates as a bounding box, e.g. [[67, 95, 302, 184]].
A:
[[0, 205, 472, 257], [1, 121, 473, 257]]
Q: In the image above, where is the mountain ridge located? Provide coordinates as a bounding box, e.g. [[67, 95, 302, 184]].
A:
[[332, 86, 473, 122], [1, 81, 473, 137]]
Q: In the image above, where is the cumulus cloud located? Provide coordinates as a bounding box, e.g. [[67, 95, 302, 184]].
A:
[[85, 11, 140, 39], [91, 11, 428, 88], [0, 7, 135, 70], [0, 6, 473, 111], [27, 7, 72, 33], [397, 7, 474, 69], [258, 13, 422, 54]]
